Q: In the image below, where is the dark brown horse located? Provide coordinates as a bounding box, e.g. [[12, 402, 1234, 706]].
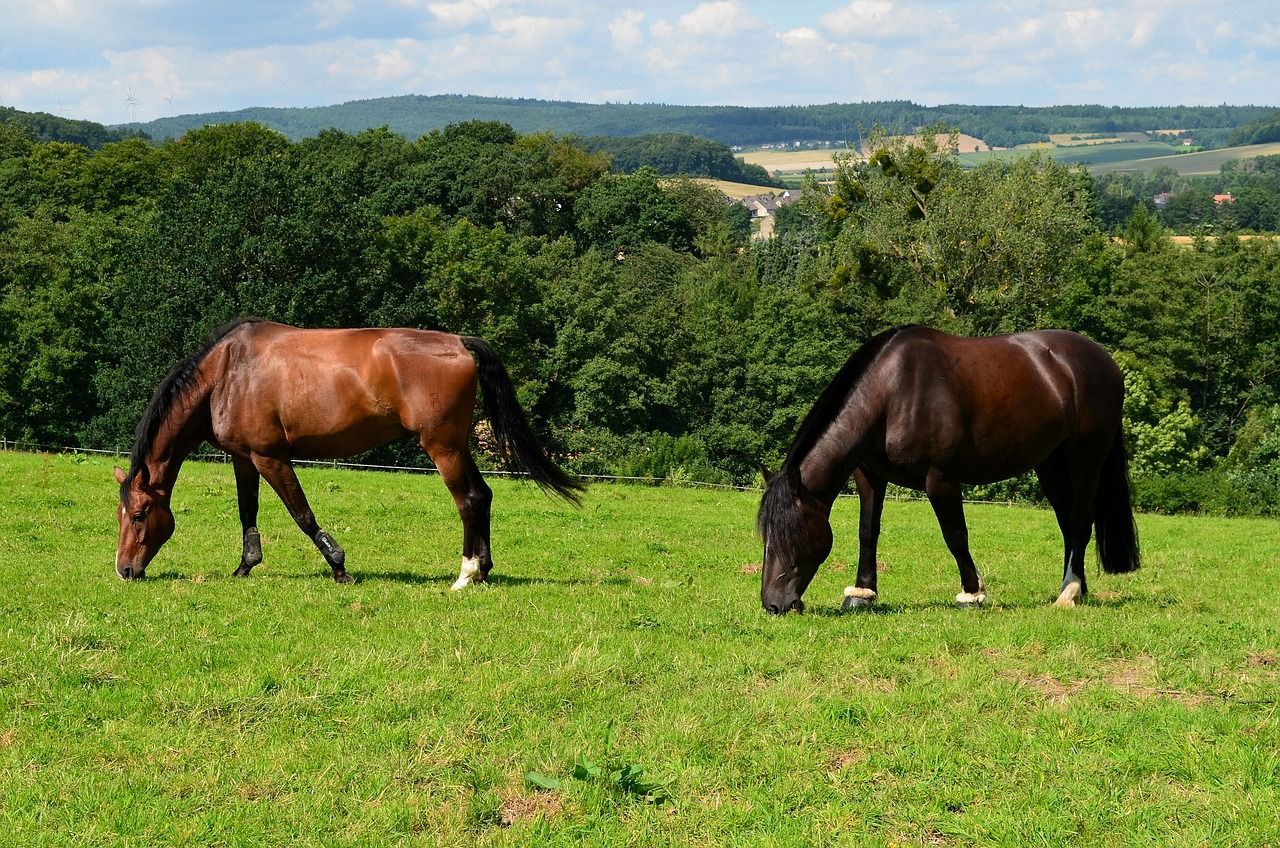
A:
[[114, 319, 582, 584], [758, 325, 1139, 614]]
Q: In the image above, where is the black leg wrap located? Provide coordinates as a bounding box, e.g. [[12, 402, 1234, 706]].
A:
[[243, 527, 263, 567], [314, 530, 345, 568], [314, 530, 353, 583]]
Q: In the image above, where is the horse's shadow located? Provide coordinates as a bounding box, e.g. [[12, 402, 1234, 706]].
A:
[[311, 569, 631, 588], [804, 592, 1147, 617]]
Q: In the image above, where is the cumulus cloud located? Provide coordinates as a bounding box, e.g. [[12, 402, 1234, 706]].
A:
[[312, 0, 355, 31], [608, 9, 646, 52], [425, 0, 501, 29], [0, 0, 1277, 122]]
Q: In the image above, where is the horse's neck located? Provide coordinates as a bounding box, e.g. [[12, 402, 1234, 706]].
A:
[[797, 387, 878, 503], [142, 365, 218, 494]]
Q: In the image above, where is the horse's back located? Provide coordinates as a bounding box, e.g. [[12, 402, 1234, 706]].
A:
[[210, 323, 476, 458], [872, 327, 1123, 482]]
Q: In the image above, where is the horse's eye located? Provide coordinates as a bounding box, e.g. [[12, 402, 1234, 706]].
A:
[[131, 512, 145, 524]]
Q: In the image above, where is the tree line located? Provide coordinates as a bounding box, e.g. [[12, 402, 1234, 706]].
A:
[[120, 95, 1280, 150], [2, 119, 1278, 514]]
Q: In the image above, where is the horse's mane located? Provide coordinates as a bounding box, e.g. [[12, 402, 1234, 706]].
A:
[[124, 318, 262, 491], [757, 324, 911, 541]]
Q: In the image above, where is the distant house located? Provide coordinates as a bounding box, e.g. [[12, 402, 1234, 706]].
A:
[[1153, 192, 1174, 209], [738, 190, 805, 239], [1213, 193, 1236, 205]]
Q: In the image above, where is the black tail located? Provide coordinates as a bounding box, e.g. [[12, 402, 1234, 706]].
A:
[[461, 337, 584, 505], [1095, 429, 1140, 573]]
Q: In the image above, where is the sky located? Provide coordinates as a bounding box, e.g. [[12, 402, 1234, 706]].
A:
[[1, 1, 1277, 125]]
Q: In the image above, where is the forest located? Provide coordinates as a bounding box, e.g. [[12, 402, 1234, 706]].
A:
[[120, 95, 1280, 149], [2, 118, 1279, 514]]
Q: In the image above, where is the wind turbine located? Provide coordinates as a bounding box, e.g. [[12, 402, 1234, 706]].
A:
[[124, 87, 141, 122]]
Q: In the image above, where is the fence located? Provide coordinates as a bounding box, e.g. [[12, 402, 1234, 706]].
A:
[[2, 438, 1037, 506]]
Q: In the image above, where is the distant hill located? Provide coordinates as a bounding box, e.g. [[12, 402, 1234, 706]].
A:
[[1, 107, 145, 149], [115, 95, 1280, 149], [584, 133, 784, 187]]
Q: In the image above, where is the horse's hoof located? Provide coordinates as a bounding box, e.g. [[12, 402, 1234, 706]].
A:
[[842, 586, 877, 612], [1054, 581, 1082, 607], [955, 590, 987, 609], [232, 564, 253, 577], [333, 571, 355, 585]]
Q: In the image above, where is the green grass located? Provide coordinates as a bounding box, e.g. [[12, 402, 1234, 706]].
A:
[[956, 140, 1280, 177], [3, 450, 1279, 846]]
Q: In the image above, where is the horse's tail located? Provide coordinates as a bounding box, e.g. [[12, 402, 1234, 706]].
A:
[[1094, 428, 1140, 573], [461, 337, 584, 505]]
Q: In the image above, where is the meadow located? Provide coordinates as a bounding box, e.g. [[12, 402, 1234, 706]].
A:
[[2, 450, 1279, 846]]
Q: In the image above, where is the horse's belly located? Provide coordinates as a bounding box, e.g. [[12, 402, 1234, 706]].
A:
[[284, 412, 407, 459]]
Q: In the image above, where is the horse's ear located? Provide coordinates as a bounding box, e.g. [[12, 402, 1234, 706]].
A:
[[758, 463, 774, 484], [114, 466, 127, 485]]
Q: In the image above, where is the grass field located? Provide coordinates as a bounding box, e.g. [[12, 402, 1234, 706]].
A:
[[3, 451, 1279, 846]]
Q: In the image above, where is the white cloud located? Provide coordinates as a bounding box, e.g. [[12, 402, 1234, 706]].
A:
[[425, 0, 500, 28], [312, 0, 355, 31], [675, 2, 757, 39], [609, 9, 646, 51], [1, 0, 1279, 123], [780, 27, 822, 43], [820, 1, 896, 38]]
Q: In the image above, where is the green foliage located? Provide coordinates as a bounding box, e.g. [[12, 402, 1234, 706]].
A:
[[120, 93, 1279, 151], [3, 119, 1280, 511], [1223, 405, 1280, 515], [585, 132, 784, 187], [1, 106, 146, 149], [1119, 362, 1208, 478], [1229, 114, 1280, 146]]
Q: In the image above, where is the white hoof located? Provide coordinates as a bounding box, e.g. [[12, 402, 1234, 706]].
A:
[[844, 586, 877, 601], [1054, 580, 1082, 608], [955, 589, 987, 606], [451, 557, 481, 591]]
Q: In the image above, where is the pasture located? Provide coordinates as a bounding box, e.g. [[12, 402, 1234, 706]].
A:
[[2, 450, 1279, 846]]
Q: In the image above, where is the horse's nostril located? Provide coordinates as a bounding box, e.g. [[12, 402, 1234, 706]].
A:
[[120, 566, 133, 580]]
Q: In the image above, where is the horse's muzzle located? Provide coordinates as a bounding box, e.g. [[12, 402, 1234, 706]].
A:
[[117, 565, 145, 581], [764, 597, 805, 615]]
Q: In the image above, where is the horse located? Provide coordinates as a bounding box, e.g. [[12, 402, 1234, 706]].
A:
[[114, 319, 583, 585], [757, 325, 1139, 614]]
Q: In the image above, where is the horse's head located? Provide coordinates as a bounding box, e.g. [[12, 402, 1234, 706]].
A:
[[114, 465, 175, 580], [757, 466, 833, 614]]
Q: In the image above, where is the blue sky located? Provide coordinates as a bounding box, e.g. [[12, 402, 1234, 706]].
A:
[[1, 1, 1277, 124]]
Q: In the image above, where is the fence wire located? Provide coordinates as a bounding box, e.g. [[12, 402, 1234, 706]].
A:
[[1, 438, 1028, 506]]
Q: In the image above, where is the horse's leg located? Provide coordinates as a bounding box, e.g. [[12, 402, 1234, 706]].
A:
[[1055, 452, 1105, 607], [425, 443, 493, 590], [232, 455, 263, 577], [251, 454, 352, 584], [1035, 452, 1084, 606], [924, 471, 986, 607], [843, 468, 886, 611]]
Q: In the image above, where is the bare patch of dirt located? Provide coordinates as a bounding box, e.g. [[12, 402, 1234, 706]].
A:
[[499, 792, 566, 827], [1248, 651, 1277, 668], [0, 729, 15, 748], [1019, 674, 1087, 706], [739, 563, 760, 575], [1102, 656, 1158, 696], [827, 747, 867, 772]]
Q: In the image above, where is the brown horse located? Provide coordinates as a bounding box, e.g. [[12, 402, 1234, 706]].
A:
[[758, 325, 1139, 614], [114, 319, 582, 584]]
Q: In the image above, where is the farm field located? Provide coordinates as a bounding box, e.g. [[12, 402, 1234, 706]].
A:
[[3, 450, 1279, 846], [742, 134, 990, 176], [1088, 141, 1280, 176], [692, 178, 783, 199]]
